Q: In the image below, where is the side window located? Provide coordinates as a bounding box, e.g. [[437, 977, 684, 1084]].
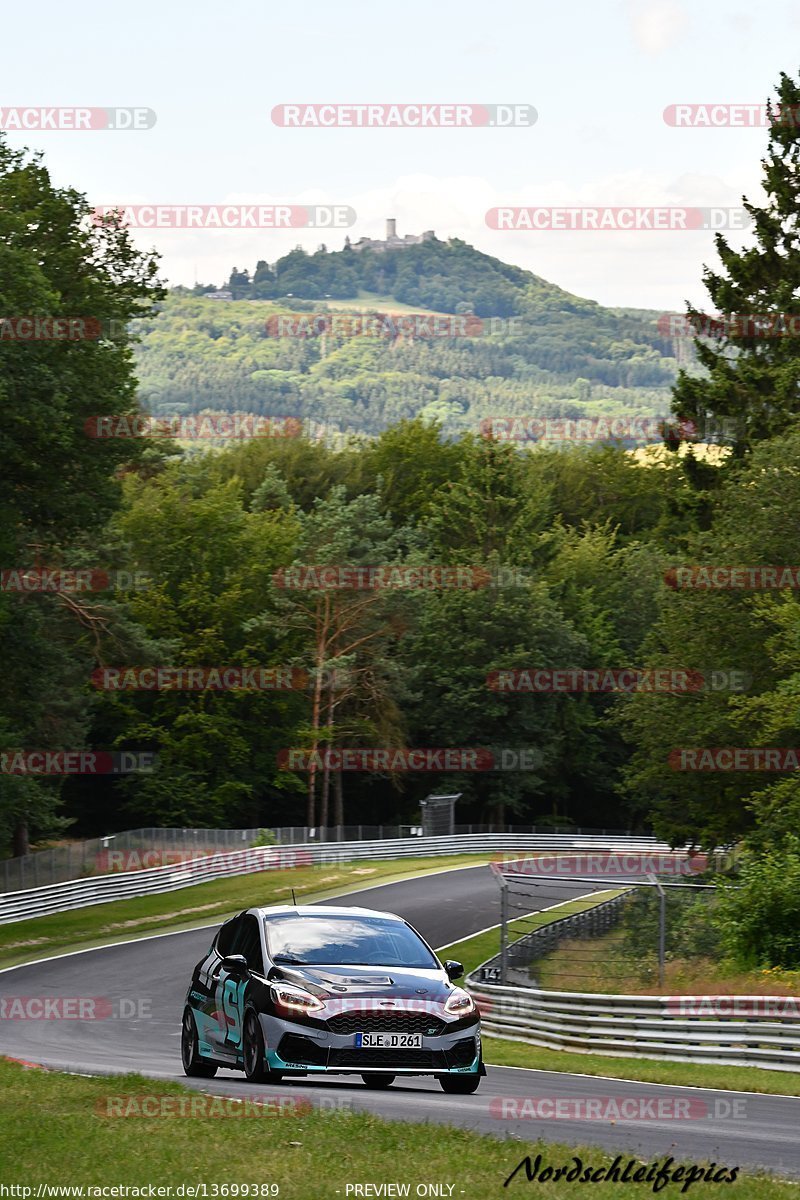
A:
[[233, 914, 264, 973], [216, 916, 242, 958]]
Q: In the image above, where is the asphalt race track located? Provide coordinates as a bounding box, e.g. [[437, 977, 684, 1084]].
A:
[[1, 865, 799, 1178]]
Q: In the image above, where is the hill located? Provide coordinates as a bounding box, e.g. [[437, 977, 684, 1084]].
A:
[[132, 237, 687, 439]]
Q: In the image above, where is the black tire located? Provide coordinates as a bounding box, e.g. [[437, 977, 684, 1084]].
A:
[[439, 1073, 481, 1094], [181, 1008, 218, 1078], [361, 1074, 395, 1089], [243, 1009, 282, 1084]]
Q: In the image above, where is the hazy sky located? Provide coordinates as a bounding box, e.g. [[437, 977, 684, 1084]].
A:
[[2, 0, 797, 309]]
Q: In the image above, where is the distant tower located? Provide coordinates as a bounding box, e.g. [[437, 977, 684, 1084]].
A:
[[386, 218, 397, 240]]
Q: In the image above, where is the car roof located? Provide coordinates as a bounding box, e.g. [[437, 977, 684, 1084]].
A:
[[250, 904, 404, 921]]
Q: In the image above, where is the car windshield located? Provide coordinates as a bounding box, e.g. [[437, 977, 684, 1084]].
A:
[[264, 914, 439, 968]]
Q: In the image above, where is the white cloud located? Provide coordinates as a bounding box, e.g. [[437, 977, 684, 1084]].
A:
[[626, 0, 689, 55]]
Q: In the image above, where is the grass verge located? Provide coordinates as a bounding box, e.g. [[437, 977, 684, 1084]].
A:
[[534, 931, 800, 996], [0, 854, 489, 970], [481, 1037, 800, 1097], [0, 1058, 791, 1197], [441, 889, 621, 977]]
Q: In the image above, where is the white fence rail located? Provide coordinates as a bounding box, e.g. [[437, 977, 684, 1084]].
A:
[[0, 834, 677, 925], [467, 976, 800, 1071]]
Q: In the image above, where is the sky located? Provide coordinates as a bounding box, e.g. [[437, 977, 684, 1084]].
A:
[[1, 0, 797, 310]]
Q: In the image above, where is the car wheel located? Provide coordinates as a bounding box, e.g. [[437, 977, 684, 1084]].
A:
[[438, 1073, 481, 1094], [181, 1008, 218, 1078], [243, 1009, 282, 1084], [361, 1074, 395, 1089]]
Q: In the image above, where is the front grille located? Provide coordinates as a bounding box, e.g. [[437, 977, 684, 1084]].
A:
[[327, 1012, 446, 1036], [329, 1048, 447, 1069], [277, 1034, 327, 1066], [276, 1034, 477, 1072]]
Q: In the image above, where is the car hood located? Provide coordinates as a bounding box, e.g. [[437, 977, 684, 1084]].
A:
[[275, 963, 453, 1001]]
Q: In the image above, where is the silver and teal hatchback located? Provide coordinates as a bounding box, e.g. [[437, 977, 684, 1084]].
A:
[[182, 904, 484, 1093]]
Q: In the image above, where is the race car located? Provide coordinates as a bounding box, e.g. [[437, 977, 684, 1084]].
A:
[[181, 904, 484, 1093]]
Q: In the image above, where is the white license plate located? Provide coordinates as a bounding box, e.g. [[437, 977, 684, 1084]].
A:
[[355, 1032, 423, 1049]]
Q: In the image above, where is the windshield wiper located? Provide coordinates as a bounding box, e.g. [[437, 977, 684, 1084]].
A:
[[272, 952, 305, 964]]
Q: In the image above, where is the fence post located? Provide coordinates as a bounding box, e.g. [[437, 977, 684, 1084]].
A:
[[650, 873, 666, 988], [500, 877, 509, 987]]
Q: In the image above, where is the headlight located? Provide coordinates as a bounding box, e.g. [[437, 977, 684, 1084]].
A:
[[271, 983, 325, 1014], [444, 987, 476, 1016]]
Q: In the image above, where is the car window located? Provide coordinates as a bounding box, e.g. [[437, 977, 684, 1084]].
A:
[[216, 916, 242, 958], [264, 914, 438, 968], [233, 914, 264, 972]]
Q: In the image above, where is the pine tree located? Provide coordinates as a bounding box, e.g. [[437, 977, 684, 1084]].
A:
[[671, 71, 800, 454]]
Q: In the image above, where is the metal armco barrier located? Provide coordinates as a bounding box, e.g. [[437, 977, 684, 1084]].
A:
[[0, 834, 677, 925], [0, 824, 649, 892], [467, 976, 800, 1071]]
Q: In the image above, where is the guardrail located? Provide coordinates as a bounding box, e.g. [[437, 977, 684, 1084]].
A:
[[467, 974, 800, 1071], [0, 833, 678, 925], [0, 824, 642, 892]]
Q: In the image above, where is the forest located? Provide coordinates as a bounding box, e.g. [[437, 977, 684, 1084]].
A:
[[4, 72, 800, 891], [130, 239, 683, 440]]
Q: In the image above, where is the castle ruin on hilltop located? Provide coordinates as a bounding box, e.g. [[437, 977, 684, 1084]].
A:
[[347, 218, 435, 253]]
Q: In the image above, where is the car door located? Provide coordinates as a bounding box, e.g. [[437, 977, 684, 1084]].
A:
[[215, 913, 264, 1055], [206, 915, 244, 1056]]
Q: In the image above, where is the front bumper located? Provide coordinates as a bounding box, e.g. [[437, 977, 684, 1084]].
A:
[[261, 1011, 483, 1076]]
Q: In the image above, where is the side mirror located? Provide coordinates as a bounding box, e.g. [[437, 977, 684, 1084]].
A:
[[444, 960, 464, 981], [222, 954, 249, 975]]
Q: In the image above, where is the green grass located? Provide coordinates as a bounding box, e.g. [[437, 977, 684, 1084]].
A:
[[440, 889, 622, 977], [311, 291, 456, 316], [0, 1058, 791, 1197], [482, 1038, 800, 1097], [532, 929, 800, 997], [0, 854, 490, 969]]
